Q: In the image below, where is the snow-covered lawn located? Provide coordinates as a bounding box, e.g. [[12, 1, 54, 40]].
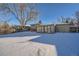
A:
[[0, 36, 40, 43], [31, 32, 79, 56], [0, 31, 79, 56], [0, 32, 57, 56]]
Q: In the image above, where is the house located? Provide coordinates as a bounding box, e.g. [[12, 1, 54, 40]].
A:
[[36, 24, 55, 33], [55, 23, 79, 32], [36, 23, 79, 33], [30, 20, 42, 31], [55, 24, 72, 32], [30, 24, 40, 31], [69, 23, 79, 32]]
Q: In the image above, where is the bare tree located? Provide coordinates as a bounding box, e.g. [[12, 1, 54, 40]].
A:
[[59, 16, 66, 23], [75, 11, 79, 24], [59, 16, 74, 24], [0, 3, 38, 29]]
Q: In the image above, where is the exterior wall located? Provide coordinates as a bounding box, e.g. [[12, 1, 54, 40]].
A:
[[41, 26, 44, 32], [70, 26, 79, 32], [45, 26, 48, 32], [31, 24, 40, 31], [36, 23, 78, 33], [55, 24, 71, 32], [31, 25, 37, 31], [37, 25, 42, 32], [47, 26, 51, 33], [51, 25, 55, 33], [37, 24, 55, 33]]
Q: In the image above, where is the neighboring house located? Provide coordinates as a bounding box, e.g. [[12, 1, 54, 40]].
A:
[[37, 24, 55, 33], [36, 23, 79, 33], [69, 23, 79, 32], [55, 24, 72, 32], [30, 24, 40, 31], [30, 20, 42, 31], [55, 23, 79, 32]]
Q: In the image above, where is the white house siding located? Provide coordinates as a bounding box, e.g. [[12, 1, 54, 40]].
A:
[[50, 25, 55, 33], [55, 24, 71, 32], [36, 24, 79, 33], [45, 26, 47, 33], [37, 25, 41, 32], [47, 26, 51, 33], [37, 24, 55, 33], [41, 26, 43, 32]]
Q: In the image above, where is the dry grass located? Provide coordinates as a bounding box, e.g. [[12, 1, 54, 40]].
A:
[[0, 22, 16, 34]]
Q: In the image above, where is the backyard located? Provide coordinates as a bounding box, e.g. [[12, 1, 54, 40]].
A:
[[0, 3, 79, 56], [0, 31, 79, 56]]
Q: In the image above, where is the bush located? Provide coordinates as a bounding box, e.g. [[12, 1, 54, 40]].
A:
[[13, 26, 31, 32], [0, 22, 16, 34]]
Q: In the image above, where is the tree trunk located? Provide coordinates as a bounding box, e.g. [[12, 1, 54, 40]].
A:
[[20, 23, 26, 30]]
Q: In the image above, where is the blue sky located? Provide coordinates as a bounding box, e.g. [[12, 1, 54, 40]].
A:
[[35, 3, 79, 24], [4, 3, 79, 25]]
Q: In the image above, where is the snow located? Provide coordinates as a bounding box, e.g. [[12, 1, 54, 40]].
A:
[[31, 33, 79, 56], [0, 31, 79, 56], [0, 41, 57, 56], [0, 32, 57, 56], [0, 36, 40, 43]]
